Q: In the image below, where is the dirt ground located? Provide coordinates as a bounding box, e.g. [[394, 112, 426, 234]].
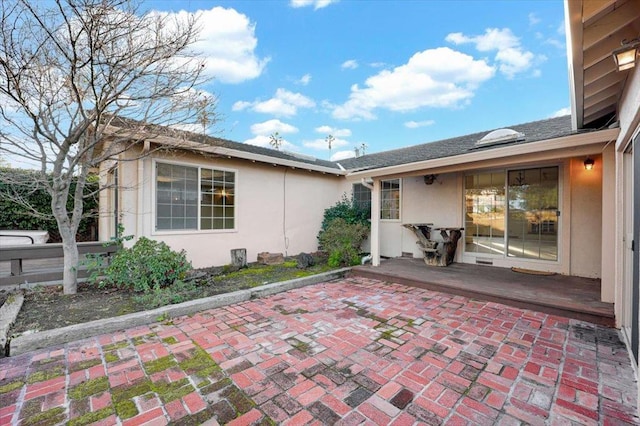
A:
[[8, 257, 334, 336]]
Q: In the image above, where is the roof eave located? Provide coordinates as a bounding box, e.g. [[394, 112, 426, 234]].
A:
[[104, 124, 345, 176], [566, 0, 585, 131], [346, 127, 619, 179]]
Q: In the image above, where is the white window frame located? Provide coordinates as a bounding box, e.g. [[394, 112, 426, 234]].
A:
[[152, 159, 238, 235], [462, 164, 562, 264], [380, 178, 402, 222]]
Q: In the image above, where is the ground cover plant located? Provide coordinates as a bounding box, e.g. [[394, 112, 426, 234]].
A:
[[8, 254, 334, 336]]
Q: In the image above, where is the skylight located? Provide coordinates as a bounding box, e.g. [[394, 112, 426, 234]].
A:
[[476, 128, 525, 146]]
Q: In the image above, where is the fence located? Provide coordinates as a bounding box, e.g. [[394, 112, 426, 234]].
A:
[[0, 241, 120, 288]]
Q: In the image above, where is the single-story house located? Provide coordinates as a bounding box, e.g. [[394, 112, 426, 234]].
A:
[[100, 0, 639, 392]]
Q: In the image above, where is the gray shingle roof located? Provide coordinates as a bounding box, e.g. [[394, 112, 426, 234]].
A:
[[337, 115, 576, 172], [175, 131, 341, 170]]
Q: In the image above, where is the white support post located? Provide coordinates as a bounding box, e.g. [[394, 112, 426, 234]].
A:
[[371, 179, 381, 266]]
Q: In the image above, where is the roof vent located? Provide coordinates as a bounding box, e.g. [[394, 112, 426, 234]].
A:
[[476, 128, 524, 146]]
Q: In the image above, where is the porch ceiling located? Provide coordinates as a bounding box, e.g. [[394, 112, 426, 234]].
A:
[[567, 0, 640, 129]]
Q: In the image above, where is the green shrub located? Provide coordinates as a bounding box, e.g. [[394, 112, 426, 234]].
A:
[[94, 237, 191, 292], [319, 193, 369, 237], [318, 218, 369, 267]]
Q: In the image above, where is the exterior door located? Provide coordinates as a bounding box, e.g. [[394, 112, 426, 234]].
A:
[[507, 167, 559, 261]]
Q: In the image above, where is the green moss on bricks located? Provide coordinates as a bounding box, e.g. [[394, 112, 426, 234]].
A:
[[258, 417, 278, 426], [26, 365, 65, 384], [144, 356, 177, 374], [69, 359, 102, 372], [200, 377, 232, 395], [68, 406, 114, 426], [196, 379, 210, 389], [21, 407, 66, 426], [102, 341, 129, 352], [69, 377, 109, 400], [151, 378, 194, 403], [112, 380, 152, 403], [221, 384, 255, 415], [162, 336, 178, 345], [115, 400, 138, 419], [179, 346, 221, 378], [282, 260, 298, 268], [287, 338, 311, 354], [0, 380, 24, 394], [273, 305, 309, 315], [34, 356, 63, 366], [104, 352, 119, 363]]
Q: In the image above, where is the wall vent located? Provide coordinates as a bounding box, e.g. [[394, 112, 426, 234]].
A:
[[475, 258, 494, 266]]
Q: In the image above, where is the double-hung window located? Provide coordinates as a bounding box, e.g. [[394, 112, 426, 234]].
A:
[[156, 162, 235, 231], [380, 179, 400, 220]]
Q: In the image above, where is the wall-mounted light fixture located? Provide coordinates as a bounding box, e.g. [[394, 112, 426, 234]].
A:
[[584, 157, 595, 171], [613, 38, 640, 71], [423, 174, 438, 185]]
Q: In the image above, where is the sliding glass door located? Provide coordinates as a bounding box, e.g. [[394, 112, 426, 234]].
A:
[[464, 166, 559, 261], [506, 167, 559, 260]]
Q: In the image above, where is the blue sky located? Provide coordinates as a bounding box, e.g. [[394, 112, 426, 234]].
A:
[[150, 0, 570, 161]]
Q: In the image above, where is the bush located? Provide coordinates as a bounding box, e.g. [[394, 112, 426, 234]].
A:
[[318, 218, 369, 267], [94, 237, 191, 292], [319, 193, 369, 237]]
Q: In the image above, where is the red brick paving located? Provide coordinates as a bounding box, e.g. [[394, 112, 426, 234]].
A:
[[1, 277, 638, 425]]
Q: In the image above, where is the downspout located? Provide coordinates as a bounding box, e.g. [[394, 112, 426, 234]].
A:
[[360, 177, 374, 190], [114, 166, 119, 238]]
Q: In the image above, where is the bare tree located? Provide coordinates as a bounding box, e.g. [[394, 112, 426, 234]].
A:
[[0, 0, 218, 294]]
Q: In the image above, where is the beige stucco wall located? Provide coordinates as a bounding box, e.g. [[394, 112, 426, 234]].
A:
[[400, 173, 463, 259], [104, 149, 344, 268], [569, 155, 603, 280], [363, 157, 605, 281]]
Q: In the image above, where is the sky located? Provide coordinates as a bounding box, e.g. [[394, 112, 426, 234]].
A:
[[71, 1, 576, 163]]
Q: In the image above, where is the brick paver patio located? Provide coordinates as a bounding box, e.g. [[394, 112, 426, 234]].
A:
[[1, 277, 638, 425]]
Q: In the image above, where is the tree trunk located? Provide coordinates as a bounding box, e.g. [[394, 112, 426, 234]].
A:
[[61, 231, 79, 294]]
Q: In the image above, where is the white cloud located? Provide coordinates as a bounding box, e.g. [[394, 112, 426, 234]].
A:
[[544, 38, 565, 49], [528, 13, 540, 26], [250, 119, 298, 135], [330, 150, 356, 161], [297, 73, 312, 85], [369, 62, 387, 68], [290, 0, 339, 10], [550, 107, 571, 118], [244, 134, 298, 151], [332, 47, 495, 120], [404, 120, 435, 129], [341, 59, 359, 70], [314, 125, 351, 137], [303, 137, 349, 150], [232, 100, 252, 111], [183, 7, 269, 84], [446, 28, 537, 78], [234, 88, 316, 117]]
